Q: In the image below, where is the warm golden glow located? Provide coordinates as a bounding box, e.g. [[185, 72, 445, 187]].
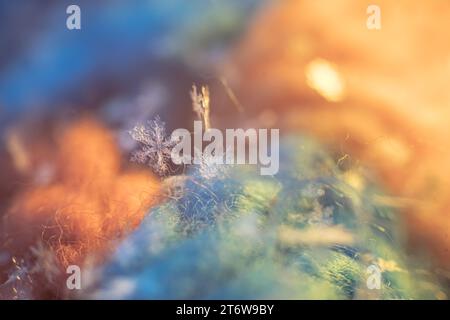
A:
[[225, 0, 450, 266], [305, 58, 346, 102]]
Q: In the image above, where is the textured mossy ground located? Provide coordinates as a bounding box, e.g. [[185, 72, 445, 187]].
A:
[[88, 136, 445, 299]]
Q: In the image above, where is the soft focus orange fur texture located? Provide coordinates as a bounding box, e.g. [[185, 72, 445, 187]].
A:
[[2, 119, 160, 298], [219, 0, 450, 267]]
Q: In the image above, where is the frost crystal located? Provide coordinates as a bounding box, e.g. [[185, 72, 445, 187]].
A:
[[197, 148, 232, 180], [129, 116, 177, 176]]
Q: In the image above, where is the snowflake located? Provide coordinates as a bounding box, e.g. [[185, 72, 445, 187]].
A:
[[196, 148, 232, 180], [29, 241, 61, 285], [129, 116, 178, 176]]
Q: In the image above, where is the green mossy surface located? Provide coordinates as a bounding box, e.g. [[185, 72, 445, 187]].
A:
[[89, 136, 446, 299]]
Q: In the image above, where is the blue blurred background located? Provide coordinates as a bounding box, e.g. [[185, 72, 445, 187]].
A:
[[0, 0, 264, 128]]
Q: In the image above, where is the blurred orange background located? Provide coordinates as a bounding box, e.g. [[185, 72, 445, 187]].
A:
[[216, 0, 450, 267]]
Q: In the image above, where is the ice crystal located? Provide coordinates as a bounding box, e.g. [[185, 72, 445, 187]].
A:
[[129, 116, 178, 176], [196, 148, 232, 180]]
